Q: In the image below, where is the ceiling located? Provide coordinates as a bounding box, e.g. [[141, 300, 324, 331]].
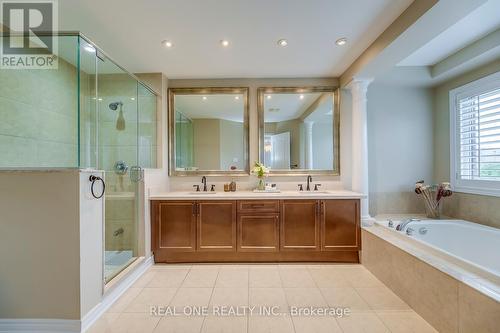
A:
[[265, 92, 333, 123], [175, 94, 245, 122], [398, 0, 500, 67], [265, 93, 321, 122], [58, 0, 412, 79]]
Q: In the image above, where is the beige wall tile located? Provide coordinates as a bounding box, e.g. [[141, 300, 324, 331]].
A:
[[370, 191, 425, 217], [443, 192, 500, 229], [413, 261, 459, 333], [458, 283, 500, 333]]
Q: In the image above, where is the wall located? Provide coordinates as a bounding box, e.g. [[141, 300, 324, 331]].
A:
[[0, 171, 81, 319], [274, 119, 302, 168], [138, 73, 169, 259], [192, 119, 220, 169], [167, 78, 348, 191], [219, 119, 244, 170], [367, 83, 433, 216], [312, 122, 334, 169], [433, 59, 500, 228]]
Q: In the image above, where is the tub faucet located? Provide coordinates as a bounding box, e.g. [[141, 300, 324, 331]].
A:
[[396, 218, 421, 232]]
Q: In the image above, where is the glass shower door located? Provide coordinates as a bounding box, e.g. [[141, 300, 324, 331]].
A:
[[97, 53, 140, 283]]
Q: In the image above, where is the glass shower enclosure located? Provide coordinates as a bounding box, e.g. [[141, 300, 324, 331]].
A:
[[0, 33, 158, 283]]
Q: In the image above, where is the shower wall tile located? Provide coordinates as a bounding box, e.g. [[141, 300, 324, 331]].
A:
[[37, 142, 78, 167], [0, 136, 37, 167], [0, 56, 80, 168], [0, 97, 38, 138]]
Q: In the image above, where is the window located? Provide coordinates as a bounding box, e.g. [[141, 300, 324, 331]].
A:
[[450, 71, 500, 197]]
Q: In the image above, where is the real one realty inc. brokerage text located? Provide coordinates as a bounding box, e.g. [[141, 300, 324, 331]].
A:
[[150, 305, 351, 318]]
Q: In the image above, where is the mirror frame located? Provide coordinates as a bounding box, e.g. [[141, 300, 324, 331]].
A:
[[168, 87, 250, 176], [257, 86, 340, 176]]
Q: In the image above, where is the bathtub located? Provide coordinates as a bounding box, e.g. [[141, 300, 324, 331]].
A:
[[397, 219, 500, 276], [363, 218, 500, 332], [377, 218, 500, 279]]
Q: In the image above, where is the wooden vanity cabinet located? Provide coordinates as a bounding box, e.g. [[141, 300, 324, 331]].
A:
[[320, 199, 360, 251], [151, 201, 196, 258], [237, 200, 279, 252], [151, 198, 361, 263], [280, 200, 320, 251], [197, 200, 237, 251]]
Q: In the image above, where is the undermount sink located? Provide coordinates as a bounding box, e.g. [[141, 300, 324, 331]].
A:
[[298, 190, 330, 194], [189, 191, 217, 195]]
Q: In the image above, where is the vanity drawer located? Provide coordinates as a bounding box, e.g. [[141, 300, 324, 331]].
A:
[[238, 200, 280, 213]]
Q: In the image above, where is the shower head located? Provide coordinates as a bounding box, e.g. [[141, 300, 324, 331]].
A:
[[109, 102, 123, 111]]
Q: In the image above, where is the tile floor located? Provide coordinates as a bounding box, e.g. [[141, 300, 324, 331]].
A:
[[87, 264, 437, 333]]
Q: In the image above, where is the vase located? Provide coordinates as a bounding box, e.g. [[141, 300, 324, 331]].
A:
[[257, 178, 266, 191], [424, 200, 442, 219]]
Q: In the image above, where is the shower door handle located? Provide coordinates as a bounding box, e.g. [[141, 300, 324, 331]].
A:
[[130, 166, 144, 182]]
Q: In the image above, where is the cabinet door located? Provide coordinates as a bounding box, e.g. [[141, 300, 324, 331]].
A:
[[152, 201, 196, 254], [197, 200, 236, 251], [321, 199, 360, 251], [280, 200, 320, 251], [238, 214, 279, 252]]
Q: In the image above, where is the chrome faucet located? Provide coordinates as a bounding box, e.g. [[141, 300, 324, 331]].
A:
[[395, 218, 421, 232], [306, 175, 312, 191], [201, 176, 207, 192]]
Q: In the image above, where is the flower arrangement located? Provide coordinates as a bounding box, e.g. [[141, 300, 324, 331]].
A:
[[414, 180, 452, 218], [252, 162, 270, 191]]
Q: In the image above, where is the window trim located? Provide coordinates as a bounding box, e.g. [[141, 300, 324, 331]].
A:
[[449, 71, 500, 197]]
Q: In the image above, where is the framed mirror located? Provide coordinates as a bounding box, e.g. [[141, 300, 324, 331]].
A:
[[258, 87, 340, 175], [169, 87, 249, 176]]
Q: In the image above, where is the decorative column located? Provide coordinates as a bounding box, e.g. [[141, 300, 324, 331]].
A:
[[304, 121, 314, 169], [348, 78, 373, 224]]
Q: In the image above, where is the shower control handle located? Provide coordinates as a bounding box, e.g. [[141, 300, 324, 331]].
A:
[[114, 160, 129, 175], [130, 166, 143, 182]]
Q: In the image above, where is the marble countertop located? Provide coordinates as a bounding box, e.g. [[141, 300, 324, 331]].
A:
[[149, 190, 365, 200]]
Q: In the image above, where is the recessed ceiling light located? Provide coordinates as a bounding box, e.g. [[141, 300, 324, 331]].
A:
[[335, 38, 347, 46], [299, 94, 304, 100], [161, 40, 173, 48], [266, 95, 272, 100], [84, 45, 96, 53], [277, 39, 288, 47], [202, 96, 207, 100], [220, 40, 230, 47]]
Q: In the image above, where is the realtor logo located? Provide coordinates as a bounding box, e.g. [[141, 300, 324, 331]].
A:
[[1, 0, 58, 69]]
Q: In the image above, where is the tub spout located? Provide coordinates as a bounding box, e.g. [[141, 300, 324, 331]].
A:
[[396, 218, 421, 232]]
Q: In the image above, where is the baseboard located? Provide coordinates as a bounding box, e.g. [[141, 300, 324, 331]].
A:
[[0, 319, 80, 332], [81, 255, 153, 332]]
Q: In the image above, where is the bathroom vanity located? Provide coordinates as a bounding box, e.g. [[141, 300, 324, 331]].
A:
[[150, 191, 362, 263]]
